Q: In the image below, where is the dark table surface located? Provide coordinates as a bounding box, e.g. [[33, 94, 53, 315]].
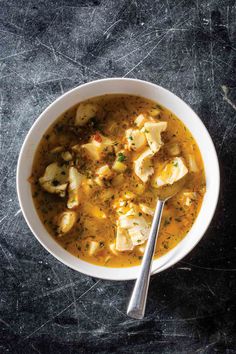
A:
[[0, 0, 236, 353]]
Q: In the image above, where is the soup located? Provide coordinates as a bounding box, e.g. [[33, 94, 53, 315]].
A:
[[30, 95, 206, 267]]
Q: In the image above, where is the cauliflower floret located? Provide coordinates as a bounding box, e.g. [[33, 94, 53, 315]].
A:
[[39, 162, 68, 197], [114, 203, 151, 251], [187, 154, 199, 172], [75, 103, 98, 126], [118, 208, 150, 246], [142, 121, 167, 153], [57, 210, 77, 234], [67, 167, 83, 209], [82, 133, 113, 161], [134, 114, 146, 128], [88, 241, 99, 256], [95, 164, 113, 186], [61, 151, 73, 161], [82, 142, 101, 160], [128, 226, 150, 246], [116, 227, 133, 251], [125, 128, 146, 151], [152, 157, 188, 188], [134, 148, 154, 183]]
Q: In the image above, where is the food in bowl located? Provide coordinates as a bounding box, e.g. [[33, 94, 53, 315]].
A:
[[29, 94, 206, 267]]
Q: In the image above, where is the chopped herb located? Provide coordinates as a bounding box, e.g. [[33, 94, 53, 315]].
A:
[[156, 104, 163, 110], [89, 117, 100, 129], [138, 212, 142, 216], [117, 152, 126, 162], [175, 217, 181, 222], [55, 124, 64, 133], [138, 256, 143, 260], [164, 218, 171, 227], [128, 136, 133, 140], [52, 180, 59, 186], [41, 207, 48, 214]]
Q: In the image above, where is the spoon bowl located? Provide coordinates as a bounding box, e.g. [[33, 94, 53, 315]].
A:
[[156, 177, 186, 201]]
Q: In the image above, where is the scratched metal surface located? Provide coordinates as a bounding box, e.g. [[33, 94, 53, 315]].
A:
[[0, 0, 235, 353]]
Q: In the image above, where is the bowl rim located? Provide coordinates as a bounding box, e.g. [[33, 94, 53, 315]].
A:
[[16, 77, 220, 280]]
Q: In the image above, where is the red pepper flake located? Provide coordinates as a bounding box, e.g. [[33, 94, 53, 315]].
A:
[[93, 132, 102, 143], [28, 176, 35, 184]]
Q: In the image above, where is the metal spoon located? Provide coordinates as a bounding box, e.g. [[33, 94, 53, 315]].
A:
[[127, 179, 185, 319]]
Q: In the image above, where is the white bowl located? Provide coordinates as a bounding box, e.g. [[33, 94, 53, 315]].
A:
[[17, 78, 220, 281]]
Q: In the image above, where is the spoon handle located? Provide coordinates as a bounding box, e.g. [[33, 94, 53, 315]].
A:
[[127, 199, 165, 319]]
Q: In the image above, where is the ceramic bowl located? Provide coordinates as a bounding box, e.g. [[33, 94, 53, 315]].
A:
[[17, 78, 220, 280]]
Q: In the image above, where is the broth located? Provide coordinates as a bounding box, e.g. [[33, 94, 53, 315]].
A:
[[31, 95, 206, 267]]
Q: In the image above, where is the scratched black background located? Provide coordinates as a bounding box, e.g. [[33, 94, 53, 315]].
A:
[[0, 0, 236, 353]]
